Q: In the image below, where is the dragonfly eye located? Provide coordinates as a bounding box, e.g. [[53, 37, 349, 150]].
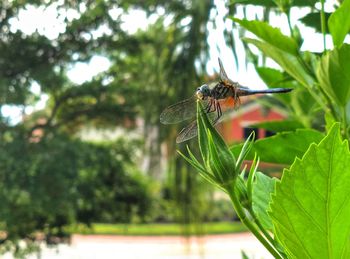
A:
[[200, 84, 210, 96], [196, 84, 210, 100]]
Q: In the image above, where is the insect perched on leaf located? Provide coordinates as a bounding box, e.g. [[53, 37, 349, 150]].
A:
[[160, 58, 293, 143]]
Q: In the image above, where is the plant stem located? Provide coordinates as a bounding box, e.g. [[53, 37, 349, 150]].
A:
[[248, 208, 275, 244], [317, 83, 339, 120], [305, 84, 328, 112], [343, 106, 349, 140], [228, 191, 283, 259], [320, 0, 327, 51], [286, 10, 293, 37]]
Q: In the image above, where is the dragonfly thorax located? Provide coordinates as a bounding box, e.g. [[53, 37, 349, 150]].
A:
[[196, 84, 211, 100]]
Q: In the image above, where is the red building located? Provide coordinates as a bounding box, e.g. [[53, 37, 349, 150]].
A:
[[217, 97, 288, 143]]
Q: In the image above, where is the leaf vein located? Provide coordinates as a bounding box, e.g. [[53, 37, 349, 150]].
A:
[[291, 166, 326, 234], [301, 162, 326, 203], [330, 175, 350, 226], [278, 196, 313, 259], [292, 192, 326, 234], [326, 132, 336, 257]]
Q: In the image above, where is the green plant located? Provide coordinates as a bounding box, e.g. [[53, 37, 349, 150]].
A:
[[180, 1, 350, 258], [182, 103, 350, 258], [180, 103, 282, 257], [228, 0, 350, 138]]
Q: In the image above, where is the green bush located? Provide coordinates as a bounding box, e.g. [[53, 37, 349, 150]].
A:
[[0, 130, 154, 254]]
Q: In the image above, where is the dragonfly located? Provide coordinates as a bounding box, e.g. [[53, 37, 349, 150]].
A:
[[160, 58, 293, 143]]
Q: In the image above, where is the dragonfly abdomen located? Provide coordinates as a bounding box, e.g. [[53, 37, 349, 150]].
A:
[[236, 87, 293, 96]]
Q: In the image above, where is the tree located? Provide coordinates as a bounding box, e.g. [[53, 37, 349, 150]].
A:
[[0, 1, 156, 256], [0, 0, 273, 256]]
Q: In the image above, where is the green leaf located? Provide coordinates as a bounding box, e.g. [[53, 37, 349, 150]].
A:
[[292, 0, 318, 7], [317, 44, 350, 107], [328, 0, 350, 47], [269, 123, 350, 258], [256, 67, 302, 110], [231, 0, 317, 8], [250, 120, 305, 133], [197, 103, 227, 149], [235, 175, 249, 207], [230, 129, 324, 165], [244, 38, 314, 88], [232, 18, 299, 55], [178, 148, 228, 194], [272, 0, 290, 11], [287, 86, 318, 128], [177, 148, 217, 187], [235, 132, 255, 171], [207, 131, 234, 184], [241, 250, 249, 259], [299, 12, 331, 33], [196, 102, 237, 185], [256, 67, 284, 86], [197, 101, 210, 163], [324, 111, 337, 133], [252, 172, 276, 230], [230, 0, 276, 7], [247, 154, 259, 202]]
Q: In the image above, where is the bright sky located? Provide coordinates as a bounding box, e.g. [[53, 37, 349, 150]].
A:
[[2, 0, 339, 123]]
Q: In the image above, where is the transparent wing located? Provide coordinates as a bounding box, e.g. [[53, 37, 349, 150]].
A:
[[176, 97, 237, 143], [160, 97, 209, 124], [176, 120, 198, 143], [218, 58, 230, 84], [176, 110, 220, 143], [218, 58, 243, 87]]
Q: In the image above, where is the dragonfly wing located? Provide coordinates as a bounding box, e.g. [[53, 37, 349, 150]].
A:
[[160, 96, 197, 124], [176, 110, 219, 143], [176, 120, 198, 143], [218, 58, 240, 86], [218, 58, 230, 84], [160, 97, 210, 124]]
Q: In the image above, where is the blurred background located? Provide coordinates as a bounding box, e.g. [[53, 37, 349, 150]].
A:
[[0, 0, 337, 258]]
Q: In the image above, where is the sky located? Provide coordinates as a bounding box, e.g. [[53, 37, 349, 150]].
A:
[[2, 0, 340, 123]]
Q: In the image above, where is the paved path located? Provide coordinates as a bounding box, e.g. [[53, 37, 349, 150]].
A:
[[9, 232, 274, 259]]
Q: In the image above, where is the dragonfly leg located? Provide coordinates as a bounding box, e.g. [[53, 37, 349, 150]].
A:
[[212, 101, 222, 124], [210, 99, 217, 113], [205, 100, 212, 112], [217, 102, 222, 118], [205, 99, 216, 113]]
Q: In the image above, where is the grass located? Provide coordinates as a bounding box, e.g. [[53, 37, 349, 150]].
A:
[[69, 222, 247, 236]]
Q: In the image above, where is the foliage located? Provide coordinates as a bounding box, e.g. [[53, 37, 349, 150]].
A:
[[252, 172, 275, 231], [180, 0, 350, 258], [230, 129, 324, 165], [0, 1, 153, 254], [0, 128, 153, 256], [75, 140, 154, 225], [270, 124, 350, 258], [120, 0, 217, 236], [184, 107, 350, 258], [182, 103, 282, 258], [0, 0, 219, 257]]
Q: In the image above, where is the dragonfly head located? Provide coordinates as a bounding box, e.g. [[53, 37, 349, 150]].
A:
[[196, 84, 210, 100]]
